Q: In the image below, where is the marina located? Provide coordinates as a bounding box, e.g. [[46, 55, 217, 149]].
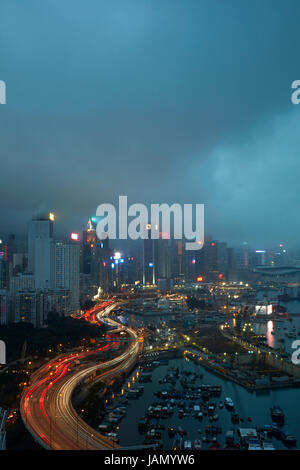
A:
[[96, 355, 300, 450], [90, 297, 300, 450]]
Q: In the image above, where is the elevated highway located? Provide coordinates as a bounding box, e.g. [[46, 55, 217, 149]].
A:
[[20, 301, 141, 450]]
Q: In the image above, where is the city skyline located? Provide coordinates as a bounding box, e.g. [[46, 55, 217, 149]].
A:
[[0, 208, 297, 252]]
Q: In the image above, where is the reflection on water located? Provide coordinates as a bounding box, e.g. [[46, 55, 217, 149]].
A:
[[266, 320, 275, 349], [251, 297, 300, 353]]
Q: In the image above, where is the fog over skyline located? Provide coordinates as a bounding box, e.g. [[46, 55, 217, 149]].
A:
[[1, 0, 300, 247]]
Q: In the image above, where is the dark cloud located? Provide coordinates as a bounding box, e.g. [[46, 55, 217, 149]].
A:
[[1, 0, 300, 246]]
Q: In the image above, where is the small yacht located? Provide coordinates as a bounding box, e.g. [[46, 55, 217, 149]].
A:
[[193, 439, 202, 450], [224, 397, 234, 410], [183, 440, 192, 450], [262, 440, 276, 450], [225, 429, 234, 445], [270, 406, 285, 422], [281, 431, 297, 446]]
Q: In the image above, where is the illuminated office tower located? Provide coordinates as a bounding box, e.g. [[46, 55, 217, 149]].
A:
[[28, 213, 55, 290], [155, 233, 172, 279], [81, 219, 111, 292], [10, 272, 35, 293], [81, 219, 96, 275], [55, 235, 80, 313]]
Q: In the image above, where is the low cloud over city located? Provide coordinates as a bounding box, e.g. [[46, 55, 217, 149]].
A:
[[1, 0, 300, 245]]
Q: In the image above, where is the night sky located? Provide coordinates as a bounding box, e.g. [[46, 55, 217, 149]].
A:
[[1, 0, 300, 246]]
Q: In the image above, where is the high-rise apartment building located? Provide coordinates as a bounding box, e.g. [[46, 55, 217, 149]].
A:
[[81, 220, 111, 293], [10, 273, 35, 293], [13, 291, 43, 327], [0, 290, 9, 325], [55, 238, 80, 312], [28, 213, 55, 289]]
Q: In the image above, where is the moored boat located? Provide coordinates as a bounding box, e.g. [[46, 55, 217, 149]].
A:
[[262, 440, 276, 450], [270, 406, 285, 422], [281, 431, 297, 446], [224, 397, 234, 410], [183, 440, 192, 450], [225, 429, 234, 444], [193, 439, 202, 450]]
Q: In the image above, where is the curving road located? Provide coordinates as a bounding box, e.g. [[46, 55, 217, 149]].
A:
[[20, 300, 141, 450]]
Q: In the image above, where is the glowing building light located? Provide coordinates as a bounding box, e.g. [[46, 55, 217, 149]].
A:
[[196, 276, 204, 282], [159, 232, 169, 239], [70, 232, 79, 241]]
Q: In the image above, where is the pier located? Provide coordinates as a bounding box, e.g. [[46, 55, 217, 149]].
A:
[[220, 329, 300, 383]]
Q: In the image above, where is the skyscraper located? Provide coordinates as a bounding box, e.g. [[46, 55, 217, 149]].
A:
[[143, 224, 156, 285], [55, 237, 80, 312], [81, 219, 95, 275], [0, 290, 9, 325], [14, 291, 43, 326], [155, 233, 172, 280], [81, 219, 111, 293], [28, 213, 55, 290]]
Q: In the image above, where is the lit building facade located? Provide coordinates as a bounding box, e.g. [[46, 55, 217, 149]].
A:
[[28, 213, 55, 290], [55, 239, 80, 313]]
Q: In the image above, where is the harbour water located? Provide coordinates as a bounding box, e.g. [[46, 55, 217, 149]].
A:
[[118, 356, 300, 449], [117, 300, 300, 450]]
